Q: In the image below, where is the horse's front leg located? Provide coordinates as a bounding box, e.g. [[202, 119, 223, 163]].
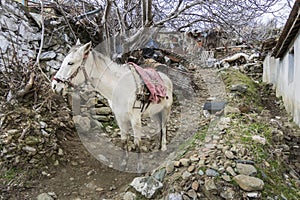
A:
[[116, 116, 130, 149], [131, 114, 142, 152]]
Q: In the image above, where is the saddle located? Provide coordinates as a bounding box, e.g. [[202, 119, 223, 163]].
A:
[[128, 62, 167, 112]]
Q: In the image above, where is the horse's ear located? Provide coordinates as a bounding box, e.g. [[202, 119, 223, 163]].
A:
[[76, 39, 81, 45], [83, 42, 92, 54]]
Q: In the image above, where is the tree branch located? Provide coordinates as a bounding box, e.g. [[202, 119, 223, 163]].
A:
[[33, 0, 51, 83]]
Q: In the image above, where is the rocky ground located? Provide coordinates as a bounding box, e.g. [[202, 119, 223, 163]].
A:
[[0, 1, 299, 199], [111, 67, 300, 200], [1, 61, 300, 199]]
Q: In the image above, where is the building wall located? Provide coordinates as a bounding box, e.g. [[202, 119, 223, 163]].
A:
[[263, 30, 300, 125]]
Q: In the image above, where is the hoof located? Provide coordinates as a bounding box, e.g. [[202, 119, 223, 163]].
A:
[[161, 145, 167, 151]]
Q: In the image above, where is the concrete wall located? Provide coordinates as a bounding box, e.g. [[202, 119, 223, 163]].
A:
[[263, 30, 300, 125]]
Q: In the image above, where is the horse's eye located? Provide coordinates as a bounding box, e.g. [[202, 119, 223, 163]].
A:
[[68, 62, 74, 66]]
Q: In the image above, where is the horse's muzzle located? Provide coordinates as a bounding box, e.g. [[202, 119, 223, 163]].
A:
[[51, 79, 65, 95]]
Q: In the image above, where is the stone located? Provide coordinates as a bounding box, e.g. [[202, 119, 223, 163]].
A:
[[225, 150, 235, 159], [192, 181, 199, 191], [86, 97, 99, 107], [236, 163, 257, 176], [217, 117, 231, 130], [252, 135, 266, 145], [40, 51, 57, 60], [123, 191, 136, 200], [130, 176, 163, 199], [22, 146, 37, 153], [190, 155, 199, 162], [205, 168, 219, 177], [203, 101, 226, 113], [198, 159, 205, 167], [220, 187, 235, 199], [187, 165, 195, 172], [153, 168, 166, 182], [0, 15, 18, 31], [0, 35, 9, 53], [95, 107, 112, 115], [166, 160, 175, 174], [96, 187, 104, 192], [230, 84, 248, 93], [46, 60, 61, 70], [182, 171, 192, 179], [179, 158, 191, 167], [247, 192, 260, 198], [86, 180, 98, 190], [25, 136, 40, 145], [167, 193, 183, 200], [92, 115, 110, 122], [204, 178, 217, 191], [186, 189, 197, 199], [73, 115, 91, 132], [224, 106, 241, 115], [198, 169, 204, 176], [87, 169, 95, 176], [271, 129, 284, 142], [226, 166, 236, 176], [29, 12, 43, 28], [222, 175, 231, 182], [233, 175, 264, 191], [19, 20, 39, 41], [37, 193, 54, 200]]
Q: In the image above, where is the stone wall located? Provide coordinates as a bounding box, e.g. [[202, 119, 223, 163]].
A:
[[0, 0, 71, 75]]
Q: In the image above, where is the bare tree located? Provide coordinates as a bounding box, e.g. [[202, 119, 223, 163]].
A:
[[55, 0, 291, 55]]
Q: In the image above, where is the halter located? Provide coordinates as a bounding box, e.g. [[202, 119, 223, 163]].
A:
[[53, 52, 91, 89]]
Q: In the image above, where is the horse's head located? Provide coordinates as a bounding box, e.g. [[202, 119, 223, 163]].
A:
[[52, 40, 92, 95]]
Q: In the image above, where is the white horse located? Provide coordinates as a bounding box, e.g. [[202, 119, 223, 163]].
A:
[[51, 40, 173, 151]]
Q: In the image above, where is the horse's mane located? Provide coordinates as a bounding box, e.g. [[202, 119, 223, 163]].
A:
[[91, 49, 130, 76]]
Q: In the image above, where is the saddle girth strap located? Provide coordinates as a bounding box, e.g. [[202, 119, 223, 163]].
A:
[[128, 63, 151, 112]]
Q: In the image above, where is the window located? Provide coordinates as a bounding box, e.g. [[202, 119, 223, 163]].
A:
[[288, 47, 294, 84]]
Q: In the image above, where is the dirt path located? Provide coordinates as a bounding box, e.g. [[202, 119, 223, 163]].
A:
[[14, 135, 137, 200], [10, 67, 224, 200]]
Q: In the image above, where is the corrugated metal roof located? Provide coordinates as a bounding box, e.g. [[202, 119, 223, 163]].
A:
[[272, 0, 300, 58]]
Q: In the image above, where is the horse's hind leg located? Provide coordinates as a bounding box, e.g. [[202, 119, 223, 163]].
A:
[[160, 106, 172, 151], [151, 113, 163, 150]]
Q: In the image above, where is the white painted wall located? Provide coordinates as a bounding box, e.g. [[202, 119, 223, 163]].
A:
[[263, 30, 300, 126]]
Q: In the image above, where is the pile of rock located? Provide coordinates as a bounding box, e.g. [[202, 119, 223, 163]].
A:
[[0, 99, 74, 169], [71, 90, 113, 132], [123, 116, 265, 199], [0, 0, 76, 169]]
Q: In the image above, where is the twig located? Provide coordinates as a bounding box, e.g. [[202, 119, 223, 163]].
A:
[[33, 0, 51, 83], [18, 124, 31, 140], [55, 0, 77, 40], [16, 72, 36, 98], [76, 7, 102, 20]]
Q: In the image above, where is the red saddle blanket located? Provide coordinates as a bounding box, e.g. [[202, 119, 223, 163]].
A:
[[129, 62, 167, 103]]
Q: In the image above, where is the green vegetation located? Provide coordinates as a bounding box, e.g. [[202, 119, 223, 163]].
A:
[[220, 69, 262, 110], [177, 125, 208, 158], [228, 114, 299, 199], [102, 119, 119, 130], [220, 69, 299, 199], [0, 168, 18, 182]]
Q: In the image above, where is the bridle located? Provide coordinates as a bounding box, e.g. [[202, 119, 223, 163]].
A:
[[53, 51, 91, 89]]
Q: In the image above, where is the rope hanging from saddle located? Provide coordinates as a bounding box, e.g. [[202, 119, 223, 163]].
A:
[[128, 62, 167, 112]]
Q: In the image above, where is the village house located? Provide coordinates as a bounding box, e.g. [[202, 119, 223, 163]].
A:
[[263, 0, 300, 125]]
